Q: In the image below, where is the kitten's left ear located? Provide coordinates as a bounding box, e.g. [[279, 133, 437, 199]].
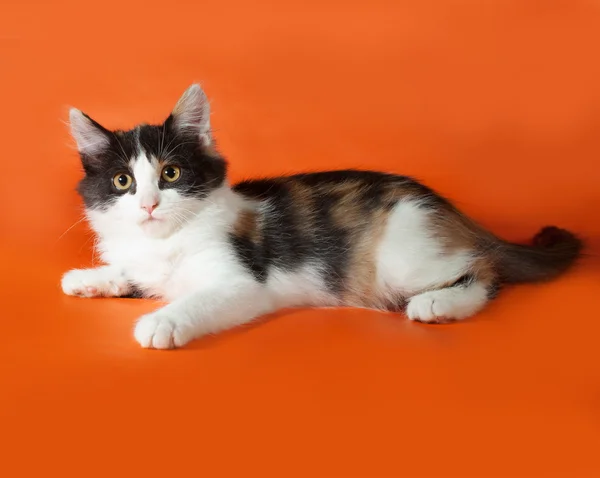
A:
[[170, 84, 212, 147]]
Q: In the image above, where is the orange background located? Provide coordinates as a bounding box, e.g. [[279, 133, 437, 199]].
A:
[[1, 1, 599, 477]]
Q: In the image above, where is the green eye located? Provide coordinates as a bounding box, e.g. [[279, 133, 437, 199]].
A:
[[113, 173, 133, 191], [161, 165, 181, 183]]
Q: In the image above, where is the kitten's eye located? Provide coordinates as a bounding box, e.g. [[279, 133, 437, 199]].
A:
[[113, 173, 133, 191], [161, 165, 181, 183]]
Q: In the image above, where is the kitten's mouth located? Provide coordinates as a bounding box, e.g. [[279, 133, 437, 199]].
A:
[[141, 215, 163, 224]]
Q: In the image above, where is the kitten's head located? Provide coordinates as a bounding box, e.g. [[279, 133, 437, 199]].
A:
[[69, 84, 227, 239]]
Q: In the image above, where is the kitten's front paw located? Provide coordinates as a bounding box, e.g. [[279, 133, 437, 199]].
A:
[[62, 268, 130, 298], [134, 309, 196, 349]]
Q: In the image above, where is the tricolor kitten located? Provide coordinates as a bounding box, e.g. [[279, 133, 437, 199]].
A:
[[62, 84, 582, 349]]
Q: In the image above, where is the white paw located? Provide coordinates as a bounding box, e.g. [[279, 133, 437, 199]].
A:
[[61, 268, 129, 298], [406, 284, 488, 324], [134, 309, 196, 349], [406, 292, 459, 324]]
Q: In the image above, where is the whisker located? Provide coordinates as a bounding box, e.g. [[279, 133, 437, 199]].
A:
[[114, 135, 131, 164], [162, 140, 198, 162], [54, 215, 87, 245]]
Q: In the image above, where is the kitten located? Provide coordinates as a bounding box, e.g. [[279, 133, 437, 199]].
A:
[[62, 84, 583, 349]]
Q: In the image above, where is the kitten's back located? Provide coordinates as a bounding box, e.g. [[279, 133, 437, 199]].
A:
[[231, 169, 582, 310]]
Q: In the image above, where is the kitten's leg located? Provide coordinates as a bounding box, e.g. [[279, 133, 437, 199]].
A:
[[61, 266, 131, 298], [406, 277, 493, 324], [134, 281, 274, 349]]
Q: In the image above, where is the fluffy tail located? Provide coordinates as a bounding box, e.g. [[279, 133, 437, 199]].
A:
[[493, 226, 583, 284]]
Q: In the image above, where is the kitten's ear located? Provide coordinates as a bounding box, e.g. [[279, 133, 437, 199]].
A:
[[170, 84, 212, 146], [69, 108, 111, 156]]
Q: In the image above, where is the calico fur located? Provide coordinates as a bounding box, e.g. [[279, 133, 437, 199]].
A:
[[62, 84, 583, 349]]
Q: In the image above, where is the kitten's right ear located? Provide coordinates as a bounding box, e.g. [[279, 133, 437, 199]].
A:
[[69, 108, 110, 156]]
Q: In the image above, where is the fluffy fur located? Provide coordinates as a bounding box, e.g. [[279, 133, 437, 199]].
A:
[[62, 84, 583, 349]]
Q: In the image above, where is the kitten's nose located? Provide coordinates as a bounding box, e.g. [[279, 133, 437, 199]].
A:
[[141, 202, 158, 214]]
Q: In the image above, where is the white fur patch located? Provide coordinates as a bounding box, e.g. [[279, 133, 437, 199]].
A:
[[131, 154, 161, 211], [89, 182, 248, 300], [267, 263, 338, 309], [375, 199, 473, 296]]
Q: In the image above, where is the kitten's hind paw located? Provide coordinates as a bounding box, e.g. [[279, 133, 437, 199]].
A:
[[406, 282, 489, 324], [61, 267, 130, 298], [406, 293, 457, 324]]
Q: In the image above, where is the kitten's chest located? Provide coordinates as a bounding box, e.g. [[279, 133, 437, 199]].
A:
[[101, 237, 187, 299]]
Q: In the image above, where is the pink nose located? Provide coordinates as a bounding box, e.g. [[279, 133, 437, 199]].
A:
[[142, 202, 158, 214]]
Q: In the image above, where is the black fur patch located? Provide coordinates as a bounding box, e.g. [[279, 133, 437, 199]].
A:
[[121, 284, 146, 299], [229, 233, 269, 282], [449, 274, 500, 299], [486, 281, 501, 299], [75, 115, 226, 210], [445, 274, 500, 299], [232, 178, 349, 288], [451, 274, 476, 288], [230, 170, 442, 292]]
